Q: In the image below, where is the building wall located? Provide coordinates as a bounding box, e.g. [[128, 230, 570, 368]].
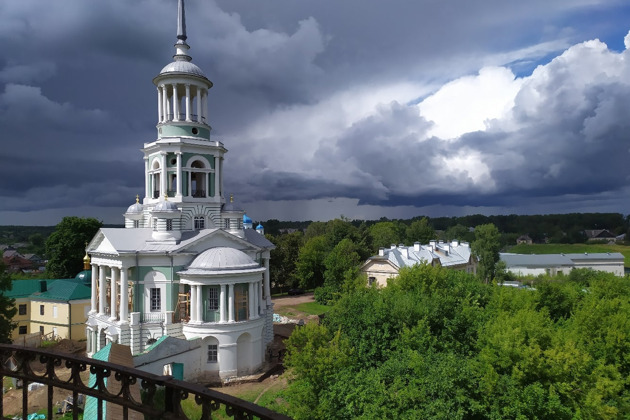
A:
[[362, 261, 400, 287]]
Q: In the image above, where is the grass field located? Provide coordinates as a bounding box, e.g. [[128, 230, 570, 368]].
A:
[[508, 243, 630, 268]]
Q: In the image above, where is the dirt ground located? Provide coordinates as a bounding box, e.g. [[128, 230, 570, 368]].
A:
[[3, 340, 89, 418]]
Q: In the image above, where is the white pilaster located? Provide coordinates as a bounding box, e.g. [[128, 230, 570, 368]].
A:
[[196, 87, 202, 123], [263, 258, 271, 303], [119, 267, 128, 322], [144, 157, 150, 200], [172, 83, 179, 121], [161, 152, 167, 196], [187, 171, 192, 197], [202, 90, 207, 123], [214, 156, 220, 198], [90, 264, 97, 313], [219, 284, 226, 323], [228, 284, 234, 322], [98, 265, 106, 315], [110, 267, 118, 321], [258, 280, 264, 315], [176, 152, 182, 197], [185, 84, 191, 121]]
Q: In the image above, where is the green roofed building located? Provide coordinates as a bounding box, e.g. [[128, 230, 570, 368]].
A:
[[8, 270, 92, 342]]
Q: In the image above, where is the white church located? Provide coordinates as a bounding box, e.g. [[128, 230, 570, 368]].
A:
[[85, 0, 275, 383]]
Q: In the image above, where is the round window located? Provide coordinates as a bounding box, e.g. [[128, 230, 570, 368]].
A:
[[192, 127, 199, 135], [158, 127, 162, 134], [170, 158, 176, 165]]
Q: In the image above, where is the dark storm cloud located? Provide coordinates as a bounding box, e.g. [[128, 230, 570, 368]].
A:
[[1, 0, 629, 224]]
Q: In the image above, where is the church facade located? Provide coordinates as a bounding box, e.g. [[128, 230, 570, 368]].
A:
[[85, 0, 274, 382]]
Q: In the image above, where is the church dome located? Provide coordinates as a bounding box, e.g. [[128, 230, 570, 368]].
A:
[[126, 201, 143, 214], [154, 200, 179, 212], [243, 214, 253, 224], [189, 247, 259, 271], [159, 61, 209, 80]]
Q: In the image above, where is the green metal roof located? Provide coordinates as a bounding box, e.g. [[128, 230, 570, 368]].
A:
[[8, 279, 91, 301]]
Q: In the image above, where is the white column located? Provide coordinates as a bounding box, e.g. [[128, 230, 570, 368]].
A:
[[144, 157, 150, 200], [258, 280, 264, 315], [228, 284, 234, 322], [187, 171, 192, 197], [219, 284, 226, 323], [90, 264, 97, 313], [176, 152, 182, 197], [161, 85, 168, 122], [197, 285, 203, 322], [110, 267, 118, 321], [219, 158, 224, 197], [248, 282, 255, 320], [172, 83, 179, 121], [190, 285, 197, 322], [185, 84, 191, 121], [263, 258, 271, 302], [157, 86, 162, 123], [166, 86, 171, 121], [119, 267, 128, 322], [161, 152, 167, 196], [214, 156, 220, 198], [98, 266, 106, 315], [205, 173, 209, 198], [196, 87, 202, 123], [202, 90, 208, 123]]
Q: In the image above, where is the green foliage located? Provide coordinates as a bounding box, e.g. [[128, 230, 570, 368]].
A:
[[405, 217, 435, 244], [368, 221, 403, 250], [268, 231, 303, 291], [294, 236, 329, 290], [283, 264, 630, 419], [444, 223, 474, 243], [45, 217, 102, 279], [472, 223, 501, 283], [0, 261, 17, 343]]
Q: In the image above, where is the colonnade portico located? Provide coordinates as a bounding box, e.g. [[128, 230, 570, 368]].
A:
[[187, 278, 264, 324], [90, 262, 130, 323], [157, 83, 208, 124]]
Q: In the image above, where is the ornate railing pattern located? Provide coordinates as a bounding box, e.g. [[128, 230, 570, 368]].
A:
[[0, 344, 291, 420]]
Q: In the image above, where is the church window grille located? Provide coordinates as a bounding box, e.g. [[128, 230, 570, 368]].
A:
[[207, 344, 218, 363], [224, 219, 229, 229], [207, 287, 219, 311], [150, 288, 161, 311], [194, 216, 205, 230], [166, 219, 173, 231]]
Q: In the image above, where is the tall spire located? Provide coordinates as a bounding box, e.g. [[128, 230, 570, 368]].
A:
[[176, 0, 187, 43], [173, 0, 191, 62]]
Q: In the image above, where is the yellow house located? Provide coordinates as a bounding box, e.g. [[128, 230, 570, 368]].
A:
[[8, 273, 92, 342]]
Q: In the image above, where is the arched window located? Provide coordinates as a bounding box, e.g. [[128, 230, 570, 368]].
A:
[[194, 216, 205, 230], [191, 160, 206, 198], [151, 160, 161, 198]]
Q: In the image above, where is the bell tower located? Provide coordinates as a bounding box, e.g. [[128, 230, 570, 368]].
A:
[[141, 0, 226, 231]]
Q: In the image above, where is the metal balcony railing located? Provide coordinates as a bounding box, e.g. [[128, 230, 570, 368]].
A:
[[0, 343, 291, 420]]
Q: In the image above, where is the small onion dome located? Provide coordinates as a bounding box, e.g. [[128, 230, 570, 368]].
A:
[[75, 270, 92, 286], [127, 195, 144, 214], [256, 224, 264, 230], [83, 250, 91, 270], [179, 247, 265, 276], [243, 214, 253, 225]]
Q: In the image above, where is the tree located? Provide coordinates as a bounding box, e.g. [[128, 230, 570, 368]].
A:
[[405, 217, 435, 244], [368, 221, 403, 250], [268, 231, 303, 292], [0, 261, 17, 343], [471, 223, 501, 283], [444, 223, 474, 243], [294, 236, 329, 290], [45, 217, 102, 278]]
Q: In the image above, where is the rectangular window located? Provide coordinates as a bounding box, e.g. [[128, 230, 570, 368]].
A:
[[18, 304, 26, 315], [207, 344, 218, 363], [207, 287, 219, 311], [166, 219, 173, 231], [39, 326, 44, 335], [224, 219, 229, 229], [19, 326, 27, 335], [150, 288, 161, 311], [235, 284, 248, 321], [368, 277, 376, 286], [53, 306, 58, 318], [40, 305, 44, 316]]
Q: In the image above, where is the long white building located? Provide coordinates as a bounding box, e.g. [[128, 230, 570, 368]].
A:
[[85, 0, 275, 383]]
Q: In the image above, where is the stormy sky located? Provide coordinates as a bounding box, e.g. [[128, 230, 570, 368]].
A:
[[1, 0, 630, 225]]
